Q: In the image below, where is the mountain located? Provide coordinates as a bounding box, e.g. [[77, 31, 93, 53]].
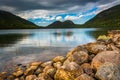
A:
[[83, 4, 120, 29], [47, 20, 77, 28], [0, 10, 39, 29], [47, 5, 120, 29]]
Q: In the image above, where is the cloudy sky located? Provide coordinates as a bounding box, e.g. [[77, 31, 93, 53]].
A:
[[0, 0, 120, 26]]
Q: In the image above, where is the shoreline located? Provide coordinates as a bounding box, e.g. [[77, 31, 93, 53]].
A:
[[1, 30, 120, 80]]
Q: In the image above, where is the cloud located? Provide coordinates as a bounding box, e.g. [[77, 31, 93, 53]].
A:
[[56, 16, 63, 21], [96, 0, 120, 14], [0, 0, 118, 18], [0, 0, 120, 26], [0, 6, 16, 12], [65, 15, 80, 20], [0, 0, 98, 12], [1, 0, 119, 13]]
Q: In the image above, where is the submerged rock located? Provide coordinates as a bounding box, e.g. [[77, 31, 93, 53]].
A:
[[29, 61, 42, 66], [12, 70, 23, 77], [0, 72, 7, 79]]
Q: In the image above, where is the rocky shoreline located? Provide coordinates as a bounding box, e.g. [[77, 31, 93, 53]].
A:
[[1, 30, 120, 80]]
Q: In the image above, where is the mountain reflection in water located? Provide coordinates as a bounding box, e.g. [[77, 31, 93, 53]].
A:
[[0, 28, 107, 72]]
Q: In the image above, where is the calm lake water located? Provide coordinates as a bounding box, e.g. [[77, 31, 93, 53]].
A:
[[0, 28, 107, 72]]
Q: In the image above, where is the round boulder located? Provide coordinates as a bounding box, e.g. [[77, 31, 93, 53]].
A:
[[75, 74, 94, 80], [41, 61, 53, 68], [64, 50, 88, 65], [52, 56, 65, 63], [91, 51, 120, 70], [29, 61, 42, 66], [54, 62, 83, 80], [81, 63, 94, 76], [26, 75, 37, 80], [12, 70, 23, 77], [95, 62, 120, 80], [86, 43, 107, 54]]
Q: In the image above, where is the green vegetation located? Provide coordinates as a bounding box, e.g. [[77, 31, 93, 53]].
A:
[[46, 20, 79, 28], [83, 4, 120, 29], [97, 35, 111, 40], [0, 34, 27, 47], [0, 10, 39, 29], [46, 4, 120, 29]]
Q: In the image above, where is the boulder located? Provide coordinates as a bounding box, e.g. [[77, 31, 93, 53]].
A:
[[29, 61, 42, 66], [19, 76, 25, 80], [54, 62, 83, 80], [64, 50, 88, 65], [52, 56, 65, 63], [41, 61, 53, 68], [24, 68, 34, 76], [7, 75, 15, 80], [86, 43, 107, 54], [66, 46, 87, 58], [75, 74, 94, 80], [14, 78, 19, 80], [62, 62, 80, 71], [43, 65, 56, 78], [95, 62, 120, 80], [91, 51, 120, 70], [34, 67, 43, 75], [81, 63, 94, 77], [53, 61, 62, 69], [111, 34, 120, 45], [0, 72, 7, 79], [29, 66, 38, 71], [12, 70, 23, 77], [107, 44, 120, 51], [26, 75, 37, 80], [54, 68, 74, 80], [38, 73, 53, 80], [88, 54, 95, 62]]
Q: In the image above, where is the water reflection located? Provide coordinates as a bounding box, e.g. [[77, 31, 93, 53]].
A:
[[0, 28, 106, 72], [0, 34, 28, 47], [53, 30, 73, 37], [0, 29, 98, 48]]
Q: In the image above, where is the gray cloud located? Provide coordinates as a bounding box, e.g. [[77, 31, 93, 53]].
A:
[[0, 0, 117, 12], [0, 0, 120, 21]]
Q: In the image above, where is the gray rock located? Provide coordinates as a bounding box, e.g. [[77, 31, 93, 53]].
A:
[[95, 62, 120, 80]]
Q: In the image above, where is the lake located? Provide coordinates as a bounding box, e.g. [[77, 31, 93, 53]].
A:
[[0, 28, 107, 72]]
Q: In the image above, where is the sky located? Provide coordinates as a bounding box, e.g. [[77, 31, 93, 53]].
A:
[[0, 0, 120, 26]]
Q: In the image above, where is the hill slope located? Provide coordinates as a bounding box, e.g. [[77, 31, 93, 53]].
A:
[[47, 20, 77, 28], [0, 10, 39, 29], [83, 4, 120, 28]]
